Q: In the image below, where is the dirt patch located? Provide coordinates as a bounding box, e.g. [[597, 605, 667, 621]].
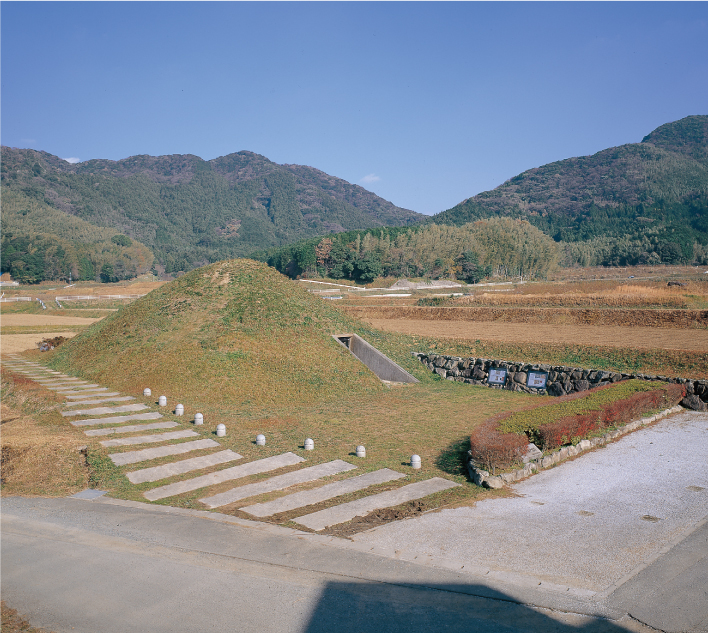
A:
[[1, 315, 102, 327], [359, 318, 708, 352], [322, 499, 430, 537], [1, 332, 79, 354], [1, 602, 54, 633]]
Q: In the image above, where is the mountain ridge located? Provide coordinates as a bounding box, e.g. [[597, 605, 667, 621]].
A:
[[1, 147, 423, 274]]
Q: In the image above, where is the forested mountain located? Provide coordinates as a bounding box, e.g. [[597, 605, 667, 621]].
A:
[[2, 188, 153, 283], [432, 116, 708, 266], [0, 148, 423, 274]]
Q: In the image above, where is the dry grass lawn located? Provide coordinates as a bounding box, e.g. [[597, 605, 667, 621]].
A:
[[1, 314, 101, 327], [1, 377, 89, 497]]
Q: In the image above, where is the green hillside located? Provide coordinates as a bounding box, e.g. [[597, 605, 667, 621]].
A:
[[432, 116, 708, 266], [1, 188, 153, 283], [49, 259, 384, 416], [0, 148, 423, 275]]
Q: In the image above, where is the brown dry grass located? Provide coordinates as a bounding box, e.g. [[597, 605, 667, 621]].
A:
[[1, 374, 89, 497], [1, 602, 54, 633], [360, 318, 708, 352], [344, 305, 708, 329]]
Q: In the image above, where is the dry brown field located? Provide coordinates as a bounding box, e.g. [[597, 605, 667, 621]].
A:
[[361, 318, 708, 352]]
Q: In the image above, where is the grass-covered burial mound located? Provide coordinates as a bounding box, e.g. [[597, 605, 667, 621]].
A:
[[50, 259, 382, 416]]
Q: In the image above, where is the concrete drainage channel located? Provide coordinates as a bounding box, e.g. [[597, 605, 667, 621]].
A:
[[334, 334, 418, 384]]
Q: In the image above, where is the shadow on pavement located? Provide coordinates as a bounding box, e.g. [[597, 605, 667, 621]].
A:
[[303, 581, 628, 633]]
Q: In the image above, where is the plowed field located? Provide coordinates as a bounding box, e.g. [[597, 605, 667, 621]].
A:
[[361, 318, 708, 351]]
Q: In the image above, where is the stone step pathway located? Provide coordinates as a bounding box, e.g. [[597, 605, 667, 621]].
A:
[[64, 395, 136, 406], [65, 391, 120, 400], [4, 359, 464, 535], [61, 404, 148, 417], [127, 450, 243, 484], [69, 412, 164, 427], [293, 478, 461, 531], [110, 438, 220, 466], [199, 460, 358, 509], [101, 429, 198, 447], [143, 452, 305, 501], [85, 421, 179, 437], [241, 468, 407, 518]]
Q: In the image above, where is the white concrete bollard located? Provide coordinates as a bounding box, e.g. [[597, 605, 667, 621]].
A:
[[143, 388, 152, 397], [256, 434, 266, 446], [411, 454, 421, 469], [216, 424, 226, 437], [356, 445, 366, 458], [194, 413, 204, 425], [304, 438, 314, 451], [175, 404, 184, 416], [158, 395, 167, 407]]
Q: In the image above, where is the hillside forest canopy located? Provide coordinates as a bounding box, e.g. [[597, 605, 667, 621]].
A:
[[258, 219, 560, 283]]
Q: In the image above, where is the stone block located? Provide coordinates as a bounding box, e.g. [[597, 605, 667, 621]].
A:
[[578, 439, 592, 451], [567, 445, 578, 457], [484, 477, 504, 489]]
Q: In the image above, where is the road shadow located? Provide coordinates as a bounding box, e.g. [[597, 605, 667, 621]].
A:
[[303, 580, 628, 632]]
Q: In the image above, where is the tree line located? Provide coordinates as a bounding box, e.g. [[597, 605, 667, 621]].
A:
[[257, 218, 561, 283]]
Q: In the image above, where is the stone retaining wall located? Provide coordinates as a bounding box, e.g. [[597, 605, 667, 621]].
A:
[[413, 352, 708, 406]]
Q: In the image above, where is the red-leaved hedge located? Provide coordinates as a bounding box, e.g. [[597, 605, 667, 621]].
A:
[[470, 382, 685, 472]]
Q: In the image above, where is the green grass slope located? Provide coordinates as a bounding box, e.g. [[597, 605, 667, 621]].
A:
[[49, 259, 384, 416]]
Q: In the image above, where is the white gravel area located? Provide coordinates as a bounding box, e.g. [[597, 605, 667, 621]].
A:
[[351, 411, 708, 593]]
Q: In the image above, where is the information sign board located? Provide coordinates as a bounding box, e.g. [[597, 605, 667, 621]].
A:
[[527, 371, 548, 389], [488, 368, 508, 385]]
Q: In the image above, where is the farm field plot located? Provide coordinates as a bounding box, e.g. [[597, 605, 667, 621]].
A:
[[361, 318, 708, 351], [1, 314, 102, 327], [1, 332, 80, 354]]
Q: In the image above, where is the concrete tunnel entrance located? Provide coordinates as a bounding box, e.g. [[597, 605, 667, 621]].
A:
[[333, 334, 419, 384]]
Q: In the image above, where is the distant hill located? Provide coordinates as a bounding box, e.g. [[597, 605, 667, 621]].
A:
[[432, 116, 708, 265], [1, 188, 153, 284], [0, 148, 423, 274]]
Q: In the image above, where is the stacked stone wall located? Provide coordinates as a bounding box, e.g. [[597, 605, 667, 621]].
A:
[[413, 352, 708, 407]]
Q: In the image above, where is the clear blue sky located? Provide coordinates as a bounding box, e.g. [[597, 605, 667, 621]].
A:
[[2, 2, 707, 215]]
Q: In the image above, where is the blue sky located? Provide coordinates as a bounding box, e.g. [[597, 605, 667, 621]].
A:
[[2, 2, 707, 215]]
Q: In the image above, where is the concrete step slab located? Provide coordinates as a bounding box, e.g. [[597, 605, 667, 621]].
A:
[[241, 468, 407, 518], [293, 477, 461, 531], [50, 385, 101, 391], [69, 412, 164, 427], [64, 396, 136, 407], [143, 452, 305, 501], [199, 460, 358, 509], [62, 404, 148, 417], [110, 438, 220, 466], [101, 429, 198, 447], [85, 422, 179, 437], [56, 388, 107, 395], [65, 391, 120, 400], [37, 378, 85, 384], [127, 450, 243, 484]]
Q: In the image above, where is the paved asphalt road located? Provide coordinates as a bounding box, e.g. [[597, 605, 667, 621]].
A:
[[2, 412, 707, 633]]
